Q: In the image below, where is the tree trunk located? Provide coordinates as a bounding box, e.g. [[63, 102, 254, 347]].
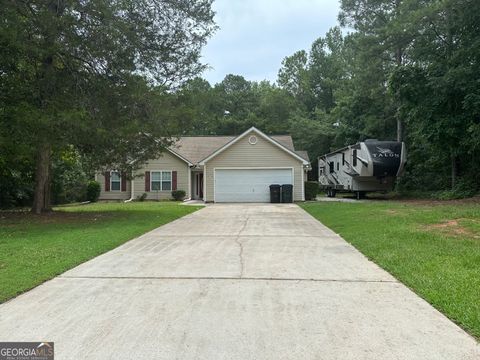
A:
[[394, 0, 405, 142], [451, 153, 457, 190], [32, 142, 52, 214], [396, 115, 403, 142], [395, 45, 404, 142], [31, 1, 63, 213]]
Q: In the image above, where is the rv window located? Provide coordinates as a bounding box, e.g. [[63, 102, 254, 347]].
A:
[[342, 153, 345, 165], [329, 162, 334, 173], [353, 150, 357, 166]]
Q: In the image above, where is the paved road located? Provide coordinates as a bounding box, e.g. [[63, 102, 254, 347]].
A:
[[0, 204, 478, 359]]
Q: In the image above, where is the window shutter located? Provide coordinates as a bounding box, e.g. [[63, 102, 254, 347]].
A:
[[145, 171, 150, 191], [105, 171, 110, 192], [172, 171, 177, 191], [121, 172, 127, 192]]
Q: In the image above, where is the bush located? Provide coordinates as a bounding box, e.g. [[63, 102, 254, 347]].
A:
[[171, 190, 186, 201], [51, 150, 89, 204], [86, 181, 101, 202], [137, 193, 147, 201], [433, 182, 478, 200], [304, 181, 319, 201]]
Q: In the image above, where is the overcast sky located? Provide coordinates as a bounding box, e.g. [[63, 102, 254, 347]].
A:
[[201, 0, 341, 85]]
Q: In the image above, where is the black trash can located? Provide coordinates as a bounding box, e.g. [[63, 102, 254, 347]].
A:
[[281, 184, 293, 203], [269, 184, 281, 203]]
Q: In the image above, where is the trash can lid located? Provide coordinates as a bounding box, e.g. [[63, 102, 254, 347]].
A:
[[269, 184, 281, 188]]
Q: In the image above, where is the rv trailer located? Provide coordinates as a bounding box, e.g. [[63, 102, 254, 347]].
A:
[[318, 140, 406, 199]]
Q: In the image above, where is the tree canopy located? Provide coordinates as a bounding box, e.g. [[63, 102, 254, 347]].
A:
[[0, 0, 216, 212]]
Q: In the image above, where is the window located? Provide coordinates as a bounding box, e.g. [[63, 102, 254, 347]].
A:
[[353, 149, 358, 167], [337, 162, 339, 171], [110, 171, 121, 191], [342, 153, 345, 165], [151, 171, 172, 191], [329, 162, 334, 173], [161, 171, 172, 190]]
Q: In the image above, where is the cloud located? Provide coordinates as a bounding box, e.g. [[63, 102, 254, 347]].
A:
[[201, 0, 341, 84]]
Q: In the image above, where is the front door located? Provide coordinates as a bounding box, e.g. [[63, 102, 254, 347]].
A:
[[196, 173, 204, 199]]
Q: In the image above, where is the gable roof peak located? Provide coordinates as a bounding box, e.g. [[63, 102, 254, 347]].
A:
[[197, 126, 309, 165]]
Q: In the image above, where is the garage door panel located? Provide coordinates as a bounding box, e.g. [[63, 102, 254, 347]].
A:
[[215, 169, 293, 203]]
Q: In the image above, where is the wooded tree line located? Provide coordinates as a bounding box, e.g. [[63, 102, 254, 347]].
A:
[[1, 0, 479, 211], [0, 0, 216, 212], [179, 0, 480, 196]]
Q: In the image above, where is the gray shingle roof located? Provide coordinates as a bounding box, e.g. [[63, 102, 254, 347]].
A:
[[294, 150, 309, 162], [169, 135, 309, 164], [170, 136, 232, 164]]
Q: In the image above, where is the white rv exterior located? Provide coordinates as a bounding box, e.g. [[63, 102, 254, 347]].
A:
[[318, 140, 406, 199]]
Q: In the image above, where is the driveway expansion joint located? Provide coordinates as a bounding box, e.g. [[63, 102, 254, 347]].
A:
[[150, 235, 337, 238], [58, 275, 399, 284]]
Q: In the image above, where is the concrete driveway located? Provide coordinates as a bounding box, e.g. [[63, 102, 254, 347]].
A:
[[0, 204, 477, 359]]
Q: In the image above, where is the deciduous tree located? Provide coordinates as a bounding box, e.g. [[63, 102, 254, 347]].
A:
[[0, 0, 216, 213]]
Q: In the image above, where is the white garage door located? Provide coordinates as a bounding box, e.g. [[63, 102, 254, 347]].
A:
[[214, 168, 293, 202]]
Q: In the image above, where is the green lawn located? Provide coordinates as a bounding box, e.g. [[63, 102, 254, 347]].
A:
[[301, 200, 480, 339], [0, 202, 201, 303]]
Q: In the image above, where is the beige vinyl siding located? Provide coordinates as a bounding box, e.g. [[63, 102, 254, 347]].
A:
[[204, 130, 304, 202], [97, 172, 131, 201], [132, 151, 190, 201]]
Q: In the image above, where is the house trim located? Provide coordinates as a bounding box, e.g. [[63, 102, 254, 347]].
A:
[[203, 163, 207, 201], [301, 167, 305, 201], [198, 127, 309, 166], [187, 166, 192, 200]]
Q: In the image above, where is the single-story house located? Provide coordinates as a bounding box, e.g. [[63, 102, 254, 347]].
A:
[[96, 127, 311, 203]]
